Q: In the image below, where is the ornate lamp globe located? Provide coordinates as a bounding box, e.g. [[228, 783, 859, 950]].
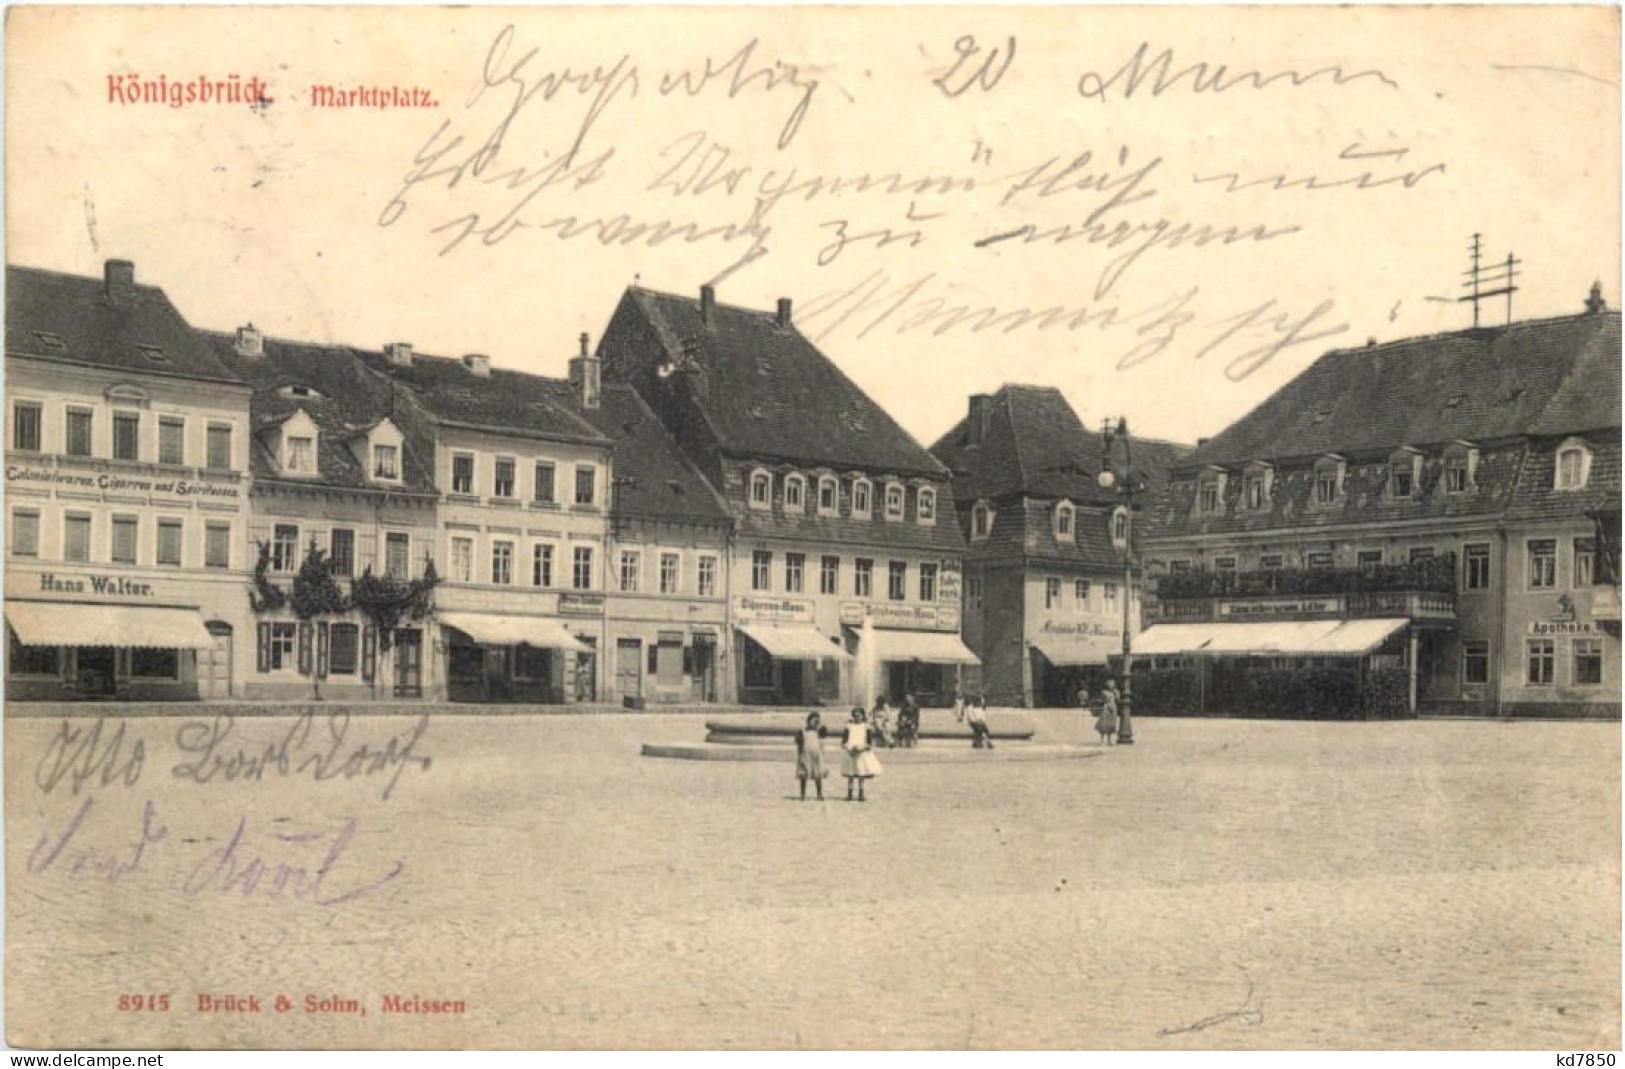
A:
[[1096, 469, 1117, 490]]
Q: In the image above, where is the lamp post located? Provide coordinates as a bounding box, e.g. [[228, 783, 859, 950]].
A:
[[1098, 417, 1137, 745]]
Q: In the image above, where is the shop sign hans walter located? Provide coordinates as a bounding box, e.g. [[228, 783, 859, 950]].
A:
[[6, 464, 241, 502], [36, 572, 155, 597]]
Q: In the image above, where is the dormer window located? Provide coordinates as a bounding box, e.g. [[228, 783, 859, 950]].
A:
[[360, 418, 405, 485], [1195, 468, 1228, 516], [373, 444, 399, 480], [884, 482, 905, 521], [1442, 443, 1478, 494], [1111, 505, 1128, 548], [918, 486, 937, 525], [817, 475, 838, 515], [1388, 448, 1421, 498], [286, 435, 314, 474], [1054, 499, 1075, 541], [784, 473, 806, 513], [852, 478, 873, 519], [749, 469, 772, 509], [1312, 456, 1346, 506], [1555, 438, 1593, 490], [1242, 464, 1273, 510], [970, 500, 992, 541]]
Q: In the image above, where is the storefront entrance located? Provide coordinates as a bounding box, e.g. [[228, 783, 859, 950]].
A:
[[616, 639, 643, 700], [201, 622, 234, 700], [393, 628, 423, 698], [692, 634, 717, 702], [75, 647, 116, 697]]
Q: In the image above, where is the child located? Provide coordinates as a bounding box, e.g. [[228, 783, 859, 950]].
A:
[[1096, 680, 1120, 745], [952, 690, 967, 724], [842, 707, 883, 801], [870, 698, 895, 748], [966, 695, 995, 750], [795, 712, 828, 801]]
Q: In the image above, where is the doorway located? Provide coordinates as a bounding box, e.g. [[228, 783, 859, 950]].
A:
[[616, 638, 643, 700], [76, 647, 116, 697], [393, 628, 423, 698], [692, 635, 717, 702], [202, 622, 233, 700]]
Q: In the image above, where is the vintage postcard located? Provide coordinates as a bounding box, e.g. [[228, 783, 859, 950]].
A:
[[4, 4, 1620, 1052]]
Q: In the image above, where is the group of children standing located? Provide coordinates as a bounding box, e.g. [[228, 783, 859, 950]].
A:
[[794, 708, 883, 802]]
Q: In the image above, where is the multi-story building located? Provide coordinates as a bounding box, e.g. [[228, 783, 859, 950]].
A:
[[5, 261, 254, 700], [597, 285, 973, 707], [931, 385, 1190, 706], [359, 341, 618, 703], [207, 326, 443, 700], [1140, 290, 1621, 718]]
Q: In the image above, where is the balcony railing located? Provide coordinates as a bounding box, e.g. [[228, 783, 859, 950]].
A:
[[1154, 554, 1458, 600]]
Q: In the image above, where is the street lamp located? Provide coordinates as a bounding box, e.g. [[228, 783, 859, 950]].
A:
[[1098, 417, 1137, 745]]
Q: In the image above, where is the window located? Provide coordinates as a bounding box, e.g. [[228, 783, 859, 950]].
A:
[[329, 624, 360, 675], [971, 501, 991, 540], [1314, 469, 1337, 505], [1168, 560, 1193, 574], [1075, 578, 1092, 608], [1528, 539, 1557, 590], [918, 487, 937, 524], [374, 444, 399, 480], [1527, 638, 1555, 685], [749, 470, 772, 508], [1389, 455, 1415, 498], [534, 461, 556, 504], [450, 536, 473, 582], [1409, 546, 1436, 564], [660, 552, 680, 594], [855, 559, 874, 598], [574, 465, 597, 506], [492, 540, 515, 585], [285, 435, 314, 474], [888, 561, 907, 601], [533, 544, 554, 587], [156, 518, 182, 566], [572, 546, 594, 589], [9, 630, 59, 676], [1045, 576, 1061, 610], [1198, 480, 1220, 514], [818, 476, 838, 514], [1556, 440, 1592, 490], [131, 649, 179, 679], [385, 532, 410, 579], [1307, 551, 1334, 570], [329, 528, 355, 576], [207, 423, 232, 471], [113, 411, 139, 461], [1574, 638, 1604, 686], [1444, 456, 1469, 493], [785, 552, 805, 594], [884, 483, 905, 520], [205, 523, 230, 569], [1213, 556, 1238, 572], [1244, 473, 1266, 510], [1356, 549, 1384, 570], [64, 513, 92, 563], [1111, 507, 1129, 547], [12, 402, 42, 451], [1462, 641, 1490, 685], [752, 550, 773, 591], [967, 574, 984, 611], [271, 524, 299, 572], [66, 408, 93, 457], [1463, 544, 1491, 591], [920, 562, 938, 601], [698, 555, 718, 597], [1055, 501, 1075, 540], [1260, 553, 1284, 570], [619, 550, 641, 592], [159, 417, 185, 465], [1104, 581, 1119, 608], [493, 456, 515, 498], [852, 480, 873, 518], [784, 474, 806, 513], [10, 509, 39, 558], [1574, 538, 1596, 587], [451, 453, 475, 495], [263, 622, 297, 672], [820, 555, 840, 595]]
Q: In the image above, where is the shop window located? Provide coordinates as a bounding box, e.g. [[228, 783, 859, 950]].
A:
[[920, 562, 938, 601], [374, 444, 400, 481], [572, 546, 594, 590], [1574, 538, 1596, 587], [698, 555, 718, 597], [533, 544, 554, 587], [659, 552, 680, 594], [1461, 641, 1490, 686], [157, 519, 183, 567], [207, 423, 233, 471], [854, 558, 874, 598], [1463, 543, 1491, 590], [329, 528, 354, 576], [205, 523, 230, 570], [785, 552, 805, 594], [451, 453, 475, 495], [918, 486, 937, 524], [752, 550, 772, 591], [271, 524, 299, 572], [820, 555, 840, 595], [884, 482, 906, 521], [619, 550, 641, 592], [1054, 500, 1075, 540], [852, 479, 873, 519], [64, 513, 92, 563], [749, 470, 772, 509], [492, 541, 515, 586], [8, 629, 58, 676], [784, 474, 806, 513], [386, 533, 410, 579], [1574, 638, 1604, 686], [12, 401, 42, 452], [743, 640, 775, 689], [1526, 638, 1555, 686], [888, 561, 907, 601], [574, 465, 597, 506], [1555, 439, 1592, 490], [131, 648, 179, 679], [818, 476, 838, 515], [493, 456, 515, 498], [534, 461, 556, 504], [159, 417, 185, 466], [66, 408, 93, 457], [450, 536, 473, 583], [1528, 539, 1557, 590], [515, 645, 552, 682], [11, 509, 40, 559], [329, 624, 360, 675], [1045, 577, 1061, 610]]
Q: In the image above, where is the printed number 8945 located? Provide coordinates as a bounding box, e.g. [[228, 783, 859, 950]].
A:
[[117, 994, 171, 1012]]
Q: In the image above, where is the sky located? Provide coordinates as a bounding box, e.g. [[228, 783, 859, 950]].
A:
[[6, 5, 1619, 449]]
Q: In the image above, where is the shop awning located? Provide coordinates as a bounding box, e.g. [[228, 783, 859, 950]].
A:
[[739, 623, 850, 661], [1135, 618, 1408, 657], [5, 601, 215, 649], [1594, 586, 1621, 623], [868, 628, 981, 666], [1031, 633, 1117, 667], [439, 612, 591, 653]]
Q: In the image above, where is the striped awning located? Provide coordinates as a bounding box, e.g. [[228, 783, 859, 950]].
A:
[[439, 612, 591, 653], [739, 623, 850, 662], [1134, 618, 1407, 657], [5, 601, 215, 649]]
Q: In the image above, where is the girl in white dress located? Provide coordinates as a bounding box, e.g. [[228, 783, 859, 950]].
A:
[[841, 707, 884, 802]]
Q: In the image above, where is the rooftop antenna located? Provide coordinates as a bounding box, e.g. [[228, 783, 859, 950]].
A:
[[1459, 233, 1521, 327]]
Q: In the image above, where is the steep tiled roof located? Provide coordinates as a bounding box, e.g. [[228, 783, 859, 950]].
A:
[[1505, 433, 1621, 523], [355, 349, 612, 447], [605, 287, 949, 475], [7, 263, 244, 385], [205, 332, 435, 493], [966, 498, 1129, 570], [1179, 310, 1621, 469], [568, 382, 733, 527], [931, 384, 1191, 504]]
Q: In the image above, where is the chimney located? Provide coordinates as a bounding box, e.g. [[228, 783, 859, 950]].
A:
[[568, 332, 601, 410], [1197, 437, 1211, 446], [776, 297, 793, 328], [461, 353, 491, 378], [1586, 281, 1609, 315], [967, 393, 993, 445], [384, 342, 413, 367], [234, 323, 264, 359], [700, 284, 715, 324], [103, 259, 135, 298]]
